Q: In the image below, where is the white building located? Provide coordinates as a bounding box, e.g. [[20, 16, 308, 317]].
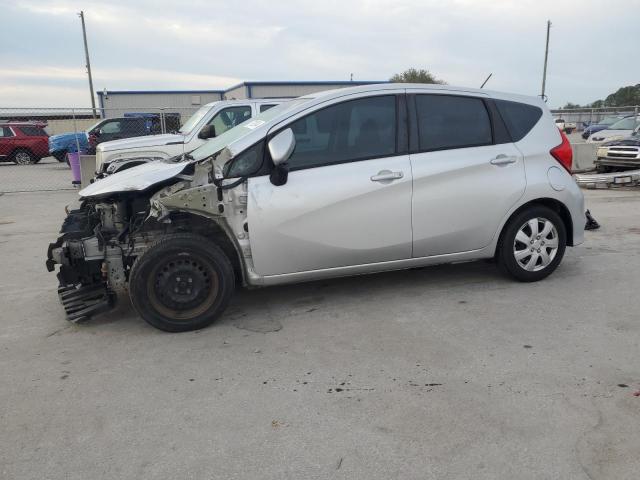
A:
[[97, 80, 383, 118]]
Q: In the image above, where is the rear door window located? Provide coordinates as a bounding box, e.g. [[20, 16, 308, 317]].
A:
[[415, 95, 492, 151], [495, 99, 543, 142]]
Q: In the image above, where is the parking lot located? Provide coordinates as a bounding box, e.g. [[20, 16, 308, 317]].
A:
[[1, 170, 640, 479]]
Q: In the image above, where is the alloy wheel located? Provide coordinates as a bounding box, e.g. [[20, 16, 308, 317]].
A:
[[513, 217, 559, 272]]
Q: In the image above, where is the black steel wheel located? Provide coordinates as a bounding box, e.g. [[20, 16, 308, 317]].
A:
[[129, 233, 235, 332]]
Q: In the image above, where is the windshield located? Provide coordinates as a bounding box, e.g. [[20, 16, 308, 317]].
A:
[[86, 119, 104, 133], [608, 117, 640, 131], [178, 105, 213, 134], [599, 116, 621, 126], [188, 98, 311, 162]]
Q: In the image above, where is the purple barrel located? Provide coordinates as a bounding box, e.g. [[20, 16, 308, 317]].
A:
[[67, 152, 82, 185]]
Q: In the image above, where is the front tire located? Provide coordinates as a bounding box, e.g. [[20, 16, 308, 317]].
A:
[[129, 233, 235, 332], [497, 206, 567, 282]]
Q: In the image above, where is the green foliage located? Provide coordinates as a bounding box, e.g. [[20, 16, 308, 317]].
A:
[[565, 84, 640, 109], [390, 68, 446, 84], [602, 84, 640, 107]]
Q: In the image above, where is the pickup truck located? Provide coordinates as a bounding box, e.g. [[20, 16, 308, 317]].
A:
[[554, 118, 576, 134], [94, 99, 283, 176]]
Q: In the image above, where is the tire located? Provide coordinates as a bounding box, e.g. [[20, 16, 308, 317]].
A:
[[53, 151, 67, 162], [497, 206, 567, 282], [11, 149, 36, 165], [129, 233, 235, 332]]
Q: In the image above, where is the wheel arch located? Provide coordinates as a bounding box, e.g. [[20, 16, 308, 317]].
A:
[[11, 147, 36, 159], [160, 211, 247, 286], [495, 198, 574, 256]]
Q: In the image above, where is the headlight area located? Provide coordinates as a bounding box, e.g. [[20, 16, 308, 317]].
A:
[[46, 194, 156, 323]]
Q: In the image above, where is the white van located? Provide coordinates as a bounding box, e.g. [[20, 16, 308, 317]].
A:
[[94, 99, 284, 176]]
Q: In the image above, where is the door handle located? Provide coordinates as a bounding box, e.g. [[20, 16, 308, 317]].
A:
[[490, 154, 517, 166], [370, 170, 404, 182]]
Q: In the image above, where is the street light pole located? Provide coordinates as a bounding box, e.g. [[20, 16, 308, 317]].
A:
[[79, 11, 97, 118], [541, 20, 551, 100]]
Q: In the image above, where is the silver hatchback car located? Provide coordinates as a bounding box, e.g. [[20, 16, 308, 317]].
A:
[[47, 84, 585, 332]]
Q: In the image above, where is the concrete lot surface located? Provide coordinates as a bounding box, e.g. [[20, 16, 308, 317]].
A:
[[1, 188, 639, 479]]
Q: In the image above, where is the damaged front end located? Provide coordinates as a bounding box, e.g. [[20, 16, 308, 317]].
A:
[[46, 152, 253, 324]]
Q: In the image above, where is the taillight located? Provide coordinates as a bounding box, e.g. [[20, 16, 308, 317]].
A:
[[550, 128, 573, 172]]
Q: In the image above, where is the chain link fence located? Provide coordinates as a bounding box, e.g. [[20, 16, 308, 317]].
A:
[[0, 107, 200, 193], [550, 106, 640, 130]]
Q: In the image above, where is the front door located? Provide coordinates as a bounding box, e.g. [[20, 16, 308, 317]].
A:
[[248, 94, 413, 277]]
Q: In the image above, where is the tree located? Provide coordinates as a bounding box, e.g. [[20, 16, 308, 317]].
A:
[[563, 102, 582, 109], [390, 68, 446, 84]]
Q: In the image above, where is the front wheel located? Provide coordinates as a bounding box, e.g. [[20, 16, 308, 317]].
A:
[[129, 233, 235, 332], [497, 206, 567, 282]]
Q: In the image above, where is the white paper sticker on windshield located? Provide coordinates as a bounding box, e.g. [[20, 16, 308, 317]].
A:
[[244, 120, 265, 130]]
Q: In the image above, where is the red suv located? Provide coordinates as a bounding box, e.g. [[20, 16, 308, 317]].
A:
[[0, 122, 50, 165]]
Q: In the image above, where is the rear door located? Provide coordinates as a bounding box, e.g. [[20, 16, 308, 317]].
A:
[[248, 92, 413, 276], [409, 92, 525, 257]]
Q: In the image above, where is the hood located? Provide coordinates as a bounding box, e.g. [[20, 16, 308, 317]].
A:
[[602, 136, 640, 147], [48, 132, 88, 151], [96, 133, 185, 153], [79, 160, 188, 198], [588, 129, 633, 143]]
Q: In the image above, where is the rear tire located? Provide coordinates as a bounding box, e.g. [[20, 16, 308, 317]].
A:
[[497, 206, 566, 282], [129, 233, 235, 332], [11, 149, 36, 165]]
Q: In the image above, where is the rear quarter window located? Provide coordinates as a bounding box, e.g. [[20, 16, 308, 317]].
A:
[[495, 99, 543, 142]]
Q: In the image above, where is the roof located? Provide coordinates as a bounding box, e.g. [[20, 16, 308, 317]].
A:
[[97, 90, 224, 96]]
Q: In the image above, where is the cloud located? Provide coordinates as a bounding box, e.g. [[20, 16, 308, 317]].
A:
[[1, 0, 639, 108]]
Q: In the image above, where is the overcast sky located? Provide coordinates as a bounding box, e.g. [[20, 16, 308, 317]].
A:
[[1, 0, 638, 109]]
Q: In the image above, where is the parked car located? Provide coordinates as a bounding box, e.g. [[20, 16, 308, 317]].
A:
[[587, 115, 640, 143], [94, 99, 284, 177], [48, 114, 178, 162], [0, 121, 50, 165], [581, 116, 624, 139], [554, 118, 576, 134], [592, 131, 640, 172], [47, 84, 585, 332]]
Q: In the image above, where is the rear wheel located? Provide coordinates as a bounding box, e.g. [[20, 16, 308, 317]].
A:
[[497, 206, 567, 282], [12, 149, 36, 165], [129, 233, 235, 332]]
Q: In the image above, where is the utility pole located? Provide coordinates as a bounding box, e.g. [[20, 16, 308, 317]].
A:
[[79, 11, 97, 118], [541, 20, 551, 100]]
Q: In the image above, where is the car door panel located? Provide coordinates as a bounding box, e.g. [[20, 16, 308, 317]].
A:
[[411, 143, 525, 257], [248, 155, 412, 276]]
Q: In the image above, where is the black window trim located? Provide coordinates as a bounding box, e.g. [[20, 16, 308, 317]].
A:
[[410, 93, 497, 155], [263, 93, 404, 174]]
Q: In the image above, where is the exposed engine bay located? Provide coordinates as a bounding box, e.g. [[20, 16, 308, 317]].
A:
[[46, 157, 252, 323]]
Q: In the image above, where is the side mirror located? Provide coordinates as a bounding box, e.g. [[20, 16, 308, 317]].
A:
[[268, 128, 295, 166], [198, 124, 216, 140]]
